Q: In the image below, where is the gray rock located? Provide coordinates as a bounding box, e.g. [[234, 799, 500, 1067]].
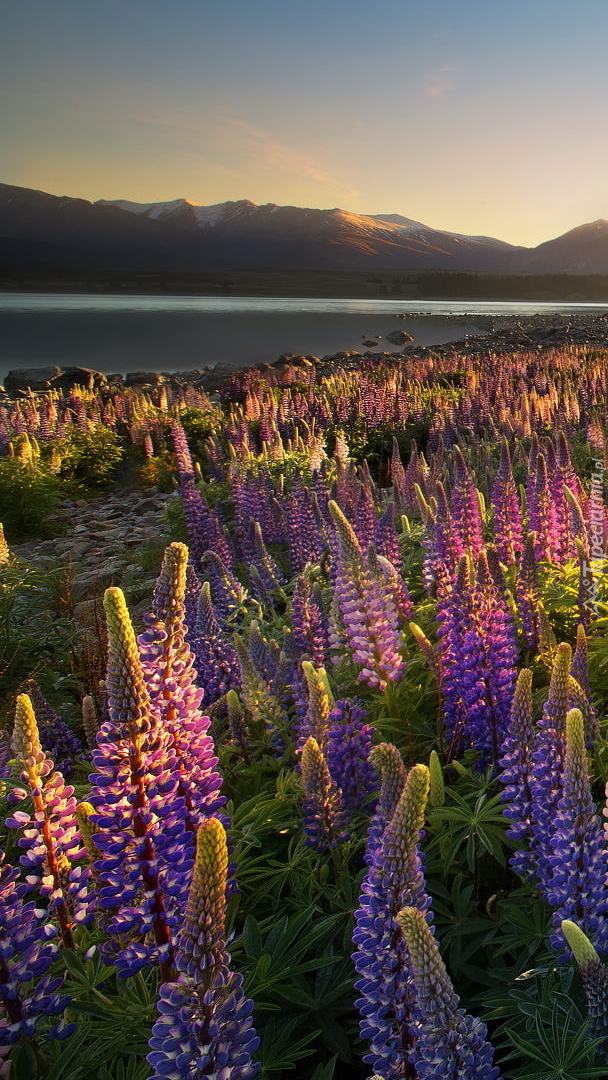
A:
[[125, 371, 165, 386], [4, 365, 106, 392], [5, 366, 63, 391], [386, 330, 415, 345], [71, 560, 123, 603]]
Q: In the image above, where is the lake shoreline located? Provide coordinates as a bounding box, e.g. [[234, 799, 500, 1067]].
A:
[[3, 312, 608, 397]]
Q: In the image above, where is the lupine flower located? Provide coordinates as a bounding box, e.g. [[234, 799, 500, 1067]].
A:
[[138, 544, 225, 829], [233, 637, 289, 749], [528, 642, 585, 890], [499, 668, 536, 881], [0, 525, 8, 565], [352, 763, 431, 1080], [147, 818, 259, 1080], [571, 622, 600, 746], [326, 698, 376, 813], [0, 850, 72, 1048], [81, 695, 99, 752], [328, 500, 404, 690], [364, 743, 407, 866], [514, 532, 540, 648], [561, 919, 608, 1061], [436, 551, 518, 764], [397, 906, 501, 1080], [291, 573, 330, 669], [450, 445, 484, 559], [7, 694, 88, 948], [87, 587, 181, 978], [299, 661, 334, 751], [23, 680, 83, 778], [545, 709, 608, 959], [190, 581, 241, 705], [200, 550, 248, 625], [491, 437, 523, 565], [300, 737, 348, 852]]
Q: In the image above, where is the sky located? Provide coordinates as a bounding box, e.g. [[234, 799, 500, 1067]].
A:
[[3, 0, 608, 248]]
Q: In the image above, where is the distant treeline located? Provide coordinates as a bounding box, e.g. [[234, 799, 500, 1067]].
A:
[[2, 265, 608, 301], [416, 271, 608, 301]]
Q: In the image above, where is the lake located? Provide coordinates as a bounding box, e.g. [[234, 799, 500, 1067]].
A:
[[2, 294, 608, 385]]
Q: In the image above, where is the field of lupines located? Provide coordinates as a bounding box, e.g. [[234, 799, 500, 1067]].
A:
[[3, 344, 608, 1079]]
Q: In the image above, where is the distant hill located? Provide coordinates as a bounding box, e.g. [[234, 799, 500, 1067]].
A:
[[3, 182, 608, 274]]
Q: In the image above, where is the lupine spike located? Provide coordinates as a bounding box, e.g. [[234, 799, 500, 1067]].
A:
[[0, 524, 9, 564], [428, 750, 445, 807], [81, 695, 99, 751], [148, 819, 259, 1080], [300, 737, 348, 851], [300, 660, 334, 750], [562, 919, 608, 1061], [546, 709, 608, 958], [352, 764, 432, 1079], [366, 742, 408, 865], [397, 906, 501, 1080]]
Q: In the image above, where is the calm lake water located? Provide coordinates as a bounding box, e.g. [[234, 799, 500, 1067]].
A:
[[1, 294, 608, 385]]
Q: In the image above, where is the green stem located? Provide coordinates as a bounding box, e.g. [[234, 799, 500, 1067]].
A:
[[384, 681, 397, 718]]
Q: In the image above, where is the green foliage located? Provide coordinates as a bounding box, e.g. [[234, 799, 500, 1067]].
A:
[[0, 458, 66, 540], [55, 427, 124, 487]]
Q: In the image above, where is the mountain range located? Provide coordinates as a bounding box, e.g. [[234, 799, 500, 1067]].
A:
[[3, 182, 608, 274]]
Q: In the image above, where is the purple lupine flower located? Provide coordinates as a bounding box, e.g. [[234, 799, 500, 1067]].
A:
[[283, 478, 324, 573], [190, 581, 241, 705], [23, 680, 83, 778], [290, 573, 330, 668], [491, 437, 523, 565], [183, 559, 202, 643], [87, 587, 182, 979], [364, 742, 407, 867], [436, 551, 518, 765], [515, 532, 540, 648], [498, 668, 536, 881], [328, 500, 405, 690], [298, 660, 334, 751], [326, 698, 377, 813], [562, 919, 608, 1061], [450, 445, 484, 559], [245, 520, 285, 599], [300, 737, 348, 852], [200, 550, 248, 625], [545, 709, 608, 959], [247, 622, 280, 686], [233, 636, 289, 748], [352, 763, 431, 1080], [367, 543, 413, 623], [528, 452, 554, 562], [138, 543, 225, 830], [397, 906, 501, 1080], [571, 623, 600, 746], [528, 642, 576, 890], [0, 851, 72, 1047], [7, 694, 89, 949], [148, 818, 259, 1080]]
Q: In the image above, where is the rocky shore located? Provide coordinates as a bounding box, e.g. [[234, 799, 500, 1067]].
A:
[[3, 312, 608, 397]]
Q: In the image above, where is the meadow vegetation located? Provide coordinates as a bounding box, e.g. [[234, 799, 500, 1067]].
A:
[[2, 345, 608, 1078]]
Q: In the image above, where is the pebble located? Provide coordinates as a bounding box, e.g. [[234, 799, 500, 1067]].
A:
[[10, 487, 179, 610]]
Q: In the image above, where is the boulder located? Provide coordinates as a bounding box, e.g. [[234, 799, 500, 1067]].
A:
[[386, 330, 415, 345], [125, 371, 164, 386], [4, 365, 107, 393], [5, 366, 63, 392]]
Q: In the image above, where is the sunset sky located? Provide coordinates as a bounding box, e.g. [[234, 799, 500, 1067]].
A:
[[3, 0, 608, 247]]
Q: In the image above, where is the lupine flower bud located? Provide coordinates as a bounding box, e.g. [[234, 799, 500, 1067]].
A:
[[397, 906, 501, 1080]]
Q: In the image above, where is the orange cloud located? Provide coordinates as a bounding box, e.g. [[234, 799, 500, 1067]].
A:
[[425, 67, 455, 99], [219, 116, 359, 201]]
